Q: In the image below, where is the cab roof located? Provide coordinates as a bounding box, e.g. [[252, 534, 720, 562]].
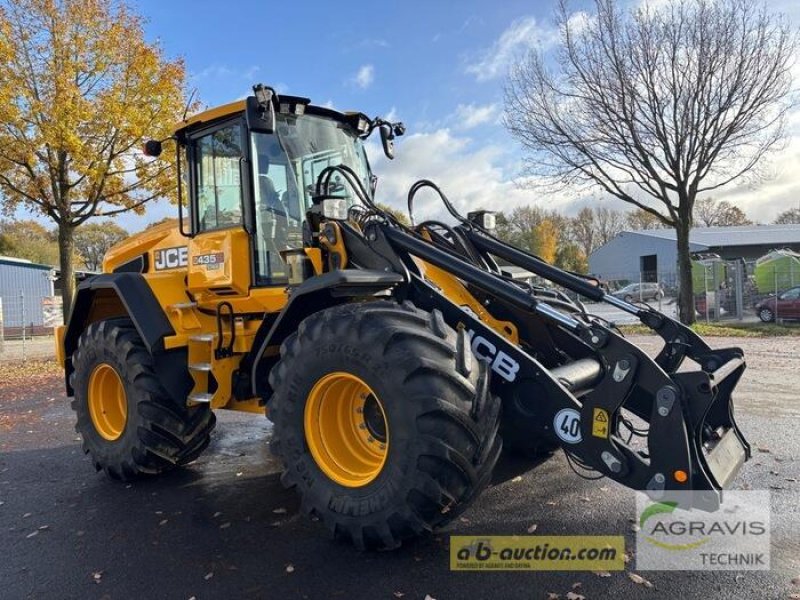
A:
[[173, 94, 367, 135]]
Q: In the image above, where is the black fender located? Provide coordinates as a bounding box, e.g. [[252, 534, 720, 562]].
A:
[[63, 273, 176, 395], [244, 269, 404, 402]]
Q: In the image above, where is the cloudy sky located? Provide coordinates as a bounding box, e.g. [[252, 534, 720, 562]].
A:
[[106, 0, 800, 230]]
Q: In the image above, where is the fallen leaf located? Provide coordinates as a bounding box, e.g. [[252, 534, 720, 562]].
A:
[[459, 517, 470, 524], [393, 593, 405, 598], [756, 446, 770, 453], [213, 511, 222, 518], [630, 524, 641, 532], [546, 594, 560, 600], [219, 522, 231, 529], [77, 530, 85, 537], [38, 525, 49, 531], [571, 582, 582, 589], [204, 572, 214, 581], [424, 595, 437, 600], [511, 475, 523, 483], [628, 572, 654, 588], [623, 551, 632, 564], [159, 519, 168, 526], [527, 524, 538, 533], [593, 570, 612, 577], [26, 530, 38, 538], [22, 512, 31, 518], [546, 501, 558, 507], [580, 496, 591, 502], [286, 564, 295, 573], [566, 592, 585, 600], [92, 571, 103, 583], [272, 508, 287, 514]]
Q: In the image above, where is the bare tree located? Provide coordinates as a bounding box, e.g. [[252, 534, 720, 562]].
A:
[[504, 0, 796, 323], [774, 208, 800, 224], [694, 197, 752, 226], [626, 208, 668, 231], [570, 206, 597, 256], [596, 206, 625, 245]]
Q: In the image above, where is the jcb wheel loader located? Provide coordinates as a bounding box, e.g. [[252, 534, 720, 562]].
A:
[[56, 84, 750, 550]]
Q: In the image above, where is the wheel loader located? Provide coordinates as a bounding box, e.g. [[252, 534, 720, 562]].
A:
[[55, 84, 751, 550]]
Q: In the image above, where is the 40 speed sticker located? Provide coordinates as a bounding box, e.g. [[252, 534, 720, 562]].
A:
[[554, 408, 582, 444]]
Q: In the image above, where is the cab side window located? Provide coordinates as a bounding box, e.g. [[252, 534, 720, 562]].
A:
[[195, 124, 244, 231]]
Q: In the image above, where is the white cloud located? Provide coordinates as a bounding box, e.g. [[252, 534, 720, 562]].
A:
[[453, 103, 500, 130], [367, 129, 577, 223], [351, 64, 375, 89], [191, 64, 260, 82], [466, 16, 558, 82]]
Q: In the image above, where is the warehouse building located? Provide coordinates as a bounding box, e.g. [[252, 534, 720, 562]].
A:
[[588, 224, 800, 285], [0, 256, 57, 334]]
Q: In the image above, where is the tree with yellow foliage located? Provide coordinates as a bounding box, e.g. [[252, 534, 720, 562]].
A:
[[531, 218, 558, 264], [0, 0, 188, 319]]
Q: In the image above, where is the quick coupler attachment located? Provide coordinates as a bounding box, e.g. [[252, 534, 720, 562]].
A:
[[562, 348, 750, 512]]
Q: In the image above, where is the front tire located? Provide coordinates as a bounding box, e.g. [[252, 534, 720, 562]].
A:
[[759, 308, 775, 323], [70, 318, 216, 480], [268, 301, 502, 550]]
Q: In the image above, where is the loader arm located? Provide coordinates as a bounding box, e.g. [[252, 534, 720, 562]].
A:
[[357, 219, 750, 510]]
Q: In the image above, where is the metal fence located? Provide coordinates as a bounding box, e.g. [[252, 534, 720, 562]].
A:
[[0, 293, 62, 360], [588, 262, 800, 325]]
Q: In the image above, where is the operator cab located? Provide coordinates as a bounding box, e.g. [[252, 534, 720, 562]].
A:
[[143, 85, 402, 298]]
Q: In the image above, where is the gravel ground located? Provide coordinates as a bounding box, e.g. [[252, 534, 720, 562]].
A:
[[0, 335, 798, 600]]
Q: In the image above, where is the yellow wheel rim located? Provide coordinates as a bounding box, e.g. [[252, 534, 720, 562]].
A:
[[88, 363, 128, 441], [304, 372, 389, 488]]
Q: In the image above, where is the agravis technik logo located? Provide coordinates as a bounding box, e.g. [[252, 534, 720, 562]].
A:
[[635, 491, 770, 571]]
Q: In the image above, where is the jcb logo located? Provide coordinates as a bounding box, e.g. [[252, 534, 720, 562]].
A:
[[153, 246, 188, 270], [466, 329, 520, 383]]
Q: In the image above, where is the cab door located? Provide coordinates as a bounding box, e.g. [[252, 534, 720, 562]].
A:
[[186, 120, 252, 304]]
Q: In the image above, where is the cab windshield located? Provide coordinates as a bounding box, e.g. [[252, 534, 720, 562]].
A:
[[251, 114, 371, 285]]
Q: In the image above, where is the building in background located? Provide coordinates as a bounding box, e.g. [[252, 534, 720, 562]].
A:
[[0, 256, 57, 336], [589, 224, 800, 287]]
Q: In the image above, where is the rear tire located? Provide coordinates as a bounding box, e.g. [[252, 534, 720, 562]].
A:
[[70, 318, 216, 480], [268, 301, 502, 550]]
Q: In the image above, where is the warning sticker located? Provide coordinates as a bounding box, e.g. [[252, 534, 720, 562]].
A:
[[592, 408, 609, 439]]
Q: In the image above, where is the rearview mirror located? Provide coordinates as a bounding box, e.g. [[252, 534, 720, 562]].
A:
[[143, 139, 163, 157], [380, 124, 395, 160]]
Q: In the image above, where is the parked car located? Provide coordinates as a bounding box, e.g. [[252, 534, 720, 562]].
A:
[[755, 286, 800, 322], [695, 295, 728, 319], [611, 282, 664, 302]]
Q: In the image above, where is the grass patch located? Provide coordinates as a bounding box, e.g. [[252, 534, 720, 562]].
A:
[[619, 321, 800, 337]]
